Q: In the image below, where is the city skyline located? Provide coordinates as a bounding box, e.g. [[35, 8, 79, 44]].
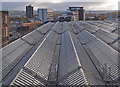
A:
[[1, 1, 119, 11]]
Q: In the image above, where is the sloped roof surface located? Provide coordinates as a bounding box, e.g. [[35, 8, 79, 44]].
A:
[[1, 21, 119, 86]]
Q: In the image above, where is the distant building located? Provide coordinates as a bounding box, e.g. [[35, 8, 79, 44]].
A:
[[68, 7, 85, 21], [9, 10, 26, 17], [58, 16, 67, 22], [58, 16, 71, 22], [66, 12, 74, 21], [21, 22, 41, 30], [38, 8, 47, 23], [78, 7, 85, 21], [26, 5, 33, 18], [0, 11, 9, 47], [47, 9, 54, 21]]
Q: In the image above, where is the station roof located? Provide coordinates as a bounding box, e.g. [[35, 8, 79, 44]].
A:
[[1, 20, 119, 86]]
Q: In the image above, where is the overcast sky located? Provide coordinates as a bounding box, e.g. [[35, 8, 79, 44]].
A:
[[1, 0, 119, 11]]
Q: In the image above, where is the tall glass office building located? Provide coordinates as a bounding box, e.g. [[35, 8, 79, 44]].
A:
[[38, 9, 47, 23]]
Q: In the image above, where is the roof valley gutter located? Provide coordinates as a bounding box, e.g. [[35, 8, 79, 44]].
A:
[[68, 30, 88, 85]]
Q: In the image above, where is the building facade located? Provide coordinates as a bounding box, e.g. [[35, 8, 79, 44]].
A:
[[72, 11, 79, 21], [68, 7, 85, 21], [78, 7, 85, 21], [47, 9, 54, 21], [38, 9, 47, 23], [0, 11, 9, 47], [21, 22, 41, 30], [58, 15, 71, 22], [26, 5, 33, 18]]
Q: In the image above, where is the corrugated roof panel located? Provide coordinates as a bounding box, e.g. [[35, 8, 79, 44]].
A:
[[69, 31, 105, 85], [25, 31, 58, 80], [68, 23, 78, 34], [11, 69, 45, 86], [22, 30, 43, 45], [68, 22, 84, 34], [58, 70, 87, 86], [78, 30, 119, 81], [108, 63, 118, 80], [62, 22, 68, 33], [82, 32, 118, 65], [82, 23, 100, 33], [90, 22, 102, 27], [37, 22, 54, 34], [52, 22, 63, 33], [2, 38, 24, 58], [92, 38, 118, 65], [96, 22, 116, 32], [88, 21, 117, 33], [2, 41, 31, 71], [11, 69, 34, 86], [94, 29, 118, 44], [57, 29, 88, 86], [102, 22, 116, 27], [58, 31, 79, 80], [112, 28, 119, 34], [33, 79, 45, 86], [56, 35, 61, 45], [67, 23, 74, 33], [74, 22, 84, 31], [110, 39, 120, 52], [78, 30, 96, 44]]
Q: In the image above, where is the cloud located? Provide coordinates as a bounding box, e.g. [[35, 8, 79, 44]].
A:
[[2, 2, 29, 11], [1, 0, 119, 2], [1, 2, 118, 11]]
